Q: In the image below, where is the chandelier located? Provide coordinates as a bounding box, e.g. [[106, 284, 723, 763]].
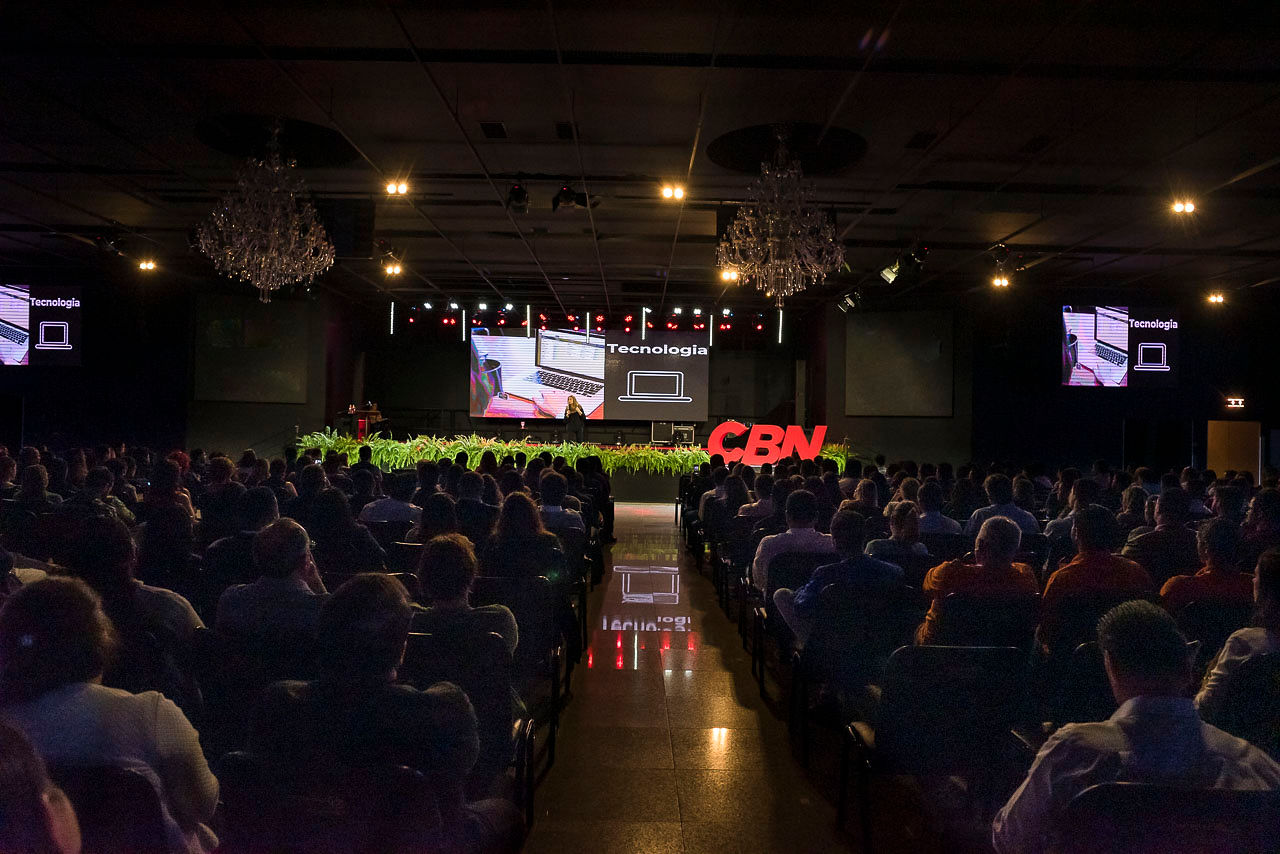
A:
[[197, 128, 335, 302], [716, 134, 844, 307]]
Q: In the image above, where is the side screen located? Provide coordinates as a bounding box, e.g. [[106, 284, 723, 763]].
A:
[[604, 332, 710, 422], [0, 284, 83, 367]]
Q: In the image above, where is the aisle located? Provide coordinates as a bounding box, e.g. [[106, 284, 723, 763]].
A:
[[524, 503, 853, 853]]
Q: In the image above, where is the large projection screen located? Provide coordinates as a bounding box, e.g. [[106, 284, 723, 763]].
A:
[[845, 311, 953, 417]]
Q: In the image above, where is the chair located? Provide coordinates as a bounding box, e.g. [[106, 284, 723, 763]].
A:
[[789, 583, 920, 765], [1062, 783, 1280, 854], [47, 764, 168, 854], [933, 591, 1041, 652], [1040, 589, 1157, 659], [885, 551, 938, 588], [386, 540, 424, 573], [471, 575, 565, 765], [1018, 532, 1051, 571], [215, 751, 444, 854], [1202, 652, 1280, 761], [365, 519, 412, 550], [715, 515, 756, 612], [920, 531, 970, 561], [1176, 599, 1253, 672], [401, 631, 536, 824], [1053, 639, 1201, 726], [750, 550, 839, 696], [837, 645, 1027, 852], [554, 526, 590, 650]]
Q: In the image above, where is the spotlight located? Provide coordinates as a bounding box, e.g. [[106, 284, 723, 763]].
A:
[[384, 263, 402, 276], [674, 186, 685, 200], [992, 275, 1009, 288], [504, 303, 514, 311], [624, 314, 634, 323], [506, 184, 529, 214], [386, 181, 408, 195], [449, 302, 459, 310], [1208, 292, 1225, 304], [692, 308, 702, 316], [720, 269, 739, 282], [1172, 200, 1196, 213], [137, 259, 157, 271], [552, 185, 596, 211], [662, 186, 673, 199], [879, 244, 928, 285], [661, 185, 685, 200], [722, 308, 732, 317], [673, 307, 682, 315], [386, 182, 397, 194], [478, 303, 487, 311], [595, 314, 604, 322], [422, 302, 432, 309]]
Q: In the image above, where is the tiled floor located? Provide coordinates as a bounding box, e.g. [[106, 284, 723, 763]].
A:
[[524, 503, 856, 854]]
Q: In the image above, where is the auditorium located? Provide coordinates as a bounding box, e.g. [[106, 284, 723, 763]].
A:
[[3, 3, 1280, 852]]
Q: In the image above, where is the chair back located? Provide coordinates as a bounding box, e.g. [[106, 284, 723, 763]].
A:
[[472, 575, 561, 674], [216, 751, 442, 854], [1176, 599, 1254, 668], [874, 645, 1026, 775], [887, 551, 938, 588], [47, 764, 167, 854], [366, 520, 412, 550], [1042, 589, 1155, 655], [803, 583, 919, 688], [920, 532, 970, 561], [386, 540, 424, 574], [1062, 782, 1280, 854], [1056, 641, 1118, 723], [1018, 532, 1051, 569], [765, 551, 838, 599], [934, 592, 1041, 651], [702, 498, 730, 542], [401, 631, 516, 795], [555, 527, 588, 583], [1210, 652, 1280, 761]]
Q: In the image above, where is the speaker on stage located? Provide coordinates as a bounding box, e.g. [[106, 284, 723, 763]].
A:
[[651, 421, 674, 444]]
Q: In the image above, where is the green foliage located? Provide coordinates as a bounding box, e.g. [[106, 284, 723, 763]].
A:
[[296, 428, 868, 475]]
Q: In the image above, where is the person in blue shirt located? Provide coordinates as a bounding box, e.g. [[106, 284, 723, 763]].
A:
[[773, 508, 903, 645]]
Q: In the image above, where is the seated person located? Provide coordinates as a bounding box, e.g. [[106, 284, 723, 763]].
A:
[[1121, 487, 1200, 588], [357, 472, 421, 524], [916, 480, 962, 534], [1043, 477, 1102, 541], [751, 490, 837, 593], [479, 493, 565, 583], [1115, 484, 1150, 538], [916, 516, 1039, 644], [0, 578, 219, 853], [413, 533, 518, 656], [1161, 518, 1253, 616], [773, 509, 902, 645], [0, 455, 17, 501], [537, 471, 584, 535], [0, 720, 82, 854], [1239, 488, 1280, 571], [203, 487, 279, 589], [408, 492, 459, 544], [249, 573, 522, 854], [865, 500, 930, 563], [1197, 548, 1280, 721], [13, 465, 61, 514], [60, 466, 134, 525], [1040, 505, 1152, 648], [196, 456, 246, 547], [737, 473, 774, 520], [307, 488, 386, 575], [992, 601, 1280, 854], [347, 469, 378, 517], [454, 471, 499, 546], [215, 518, 328, 642], [965, 474, 1041, 536]]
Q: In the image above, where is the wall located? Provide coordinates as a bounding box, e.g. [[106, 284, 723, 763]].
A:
[[811, 304, 975, 463]]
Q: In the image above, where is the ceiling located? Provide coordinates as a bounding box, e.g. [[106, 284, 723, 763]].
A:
[[3, 1, 1280, 315]]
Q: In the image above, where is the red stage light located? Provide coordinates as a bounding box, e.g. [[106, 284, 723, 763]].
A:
[[540, 324, 547, 330], [624, 326, 631, 333], [595, 314, 604, 322], [624, 314, 633, 323], [756, 323, 764, 331], [408, 317, 414, 323], [539, 313, 547, 321], [567, 314, 576, 322], [442, 318, 449, 325], [497, 318, 505, 325], [573, 325, 580, 331], [595, 325, 603, 331], [646, 321, 654, 329], [520, 320, 528, 326]]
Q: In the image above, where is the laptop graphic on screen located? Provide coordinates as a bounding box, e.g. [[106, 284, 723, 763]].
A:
[[35, 321, 72, 350], [1133, 342, 1171, 372], [617, 370, 692, 403]]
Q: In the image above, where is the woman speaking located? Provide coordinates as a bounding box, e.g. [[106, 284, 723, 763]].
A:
[[564, 395, 586, 443]]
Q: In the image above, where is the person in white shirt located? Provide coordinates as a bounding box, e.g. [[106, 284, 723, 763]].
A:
[[1197, 548, 1280, 721], [751, 490, 836, 591], [916, 481, 962, 535], [965, 474, 1041, 536], [357, 473, 421, 524], [738, 473, 775, 520], [993, 600, 1280, 854], [538, 471, 585, 534]]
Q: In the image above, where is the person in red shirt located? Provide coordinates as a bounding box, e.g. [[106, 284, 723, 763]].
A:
[[1041, 505, 1153, 647], [1161, 518, 1254, 616], [916, 516, 1039, 645]]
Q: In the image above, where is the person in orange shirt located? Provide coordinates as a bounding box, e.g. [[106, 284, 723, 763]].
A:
[[916, 516, 1039, 644], [1161, 518, 1253, 616], [1040, 505, 1153, 647]]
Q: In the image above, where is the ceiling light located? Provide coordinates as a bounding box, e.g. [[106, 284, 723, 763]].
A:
[[386, 182, 397, 194], [1173, 200, 1195, 213], [674, 186, 685, 200], [722, 308, 732, 316], [720, 269, 739, 282], [673, 307, 682, 315], [423, 302, 432, 309], [384, 263, 402, 275], [662, 186, 674, 199], [693, 308, 702, 316], [478, 302, 487, 310], [992, 275, 1009, 288], [449, 302, 459, 310], [397, 182, 408, 195], [1208, 292, 1225, 304], [504, 302, 514, 311], [137, 259, 157, 271]]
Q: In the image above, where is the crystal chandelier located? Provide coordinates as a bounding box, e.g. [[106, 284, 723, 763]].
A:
[[716, 133, 844, 307], [197, 128, 335, 302]]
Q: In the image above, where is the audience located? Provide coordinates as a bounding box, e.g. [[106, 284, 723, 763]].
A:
[[0, 720, 82, 854], [738, 473, 775, 520], [773, 510, 902, 645], [864, 500, 929, 563], [1120, 486, 1200, 587], [965, 474, 1041, 536], [0, 578, 219, 853], [215, 518, 328, 642], [916, 480, 961, 534], [993, 601, 1280, 854], [537, 471, 584, 535], [751, 490, 837, 592], [249, 573, 522, 853], [1042, 476, 1101, 541], [1161, 518, 1254, 616], [357, 472, 421, 524], [1114, 484, 1149, 537], [203, 487, 280, 589], [307, 487, 386, 574], [414, 533, 518, 656], [1197, 548, 1280, 720], [916, 516, 1038, 644], [409, 492, 460, 545], [455, 470, 499, 545], [480, 492, 566, 583]]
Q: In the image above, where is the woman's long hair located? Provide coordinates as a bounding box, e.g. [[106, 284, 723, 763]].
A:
[[566, 395, 584, 417], [494, 492, 546, 540]]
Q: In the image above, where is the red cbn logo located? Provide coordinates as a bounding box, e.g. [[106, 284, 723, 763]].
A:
[[706, 421, 827, 465]]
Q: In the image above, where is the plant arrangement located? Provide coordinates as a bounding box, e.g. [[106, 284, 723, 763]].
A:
[[296, 428, 864, 476]]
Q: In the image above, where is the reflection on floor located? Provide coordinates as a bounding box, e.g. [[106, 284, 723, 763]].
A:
[[523, 502, 856, 854]]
